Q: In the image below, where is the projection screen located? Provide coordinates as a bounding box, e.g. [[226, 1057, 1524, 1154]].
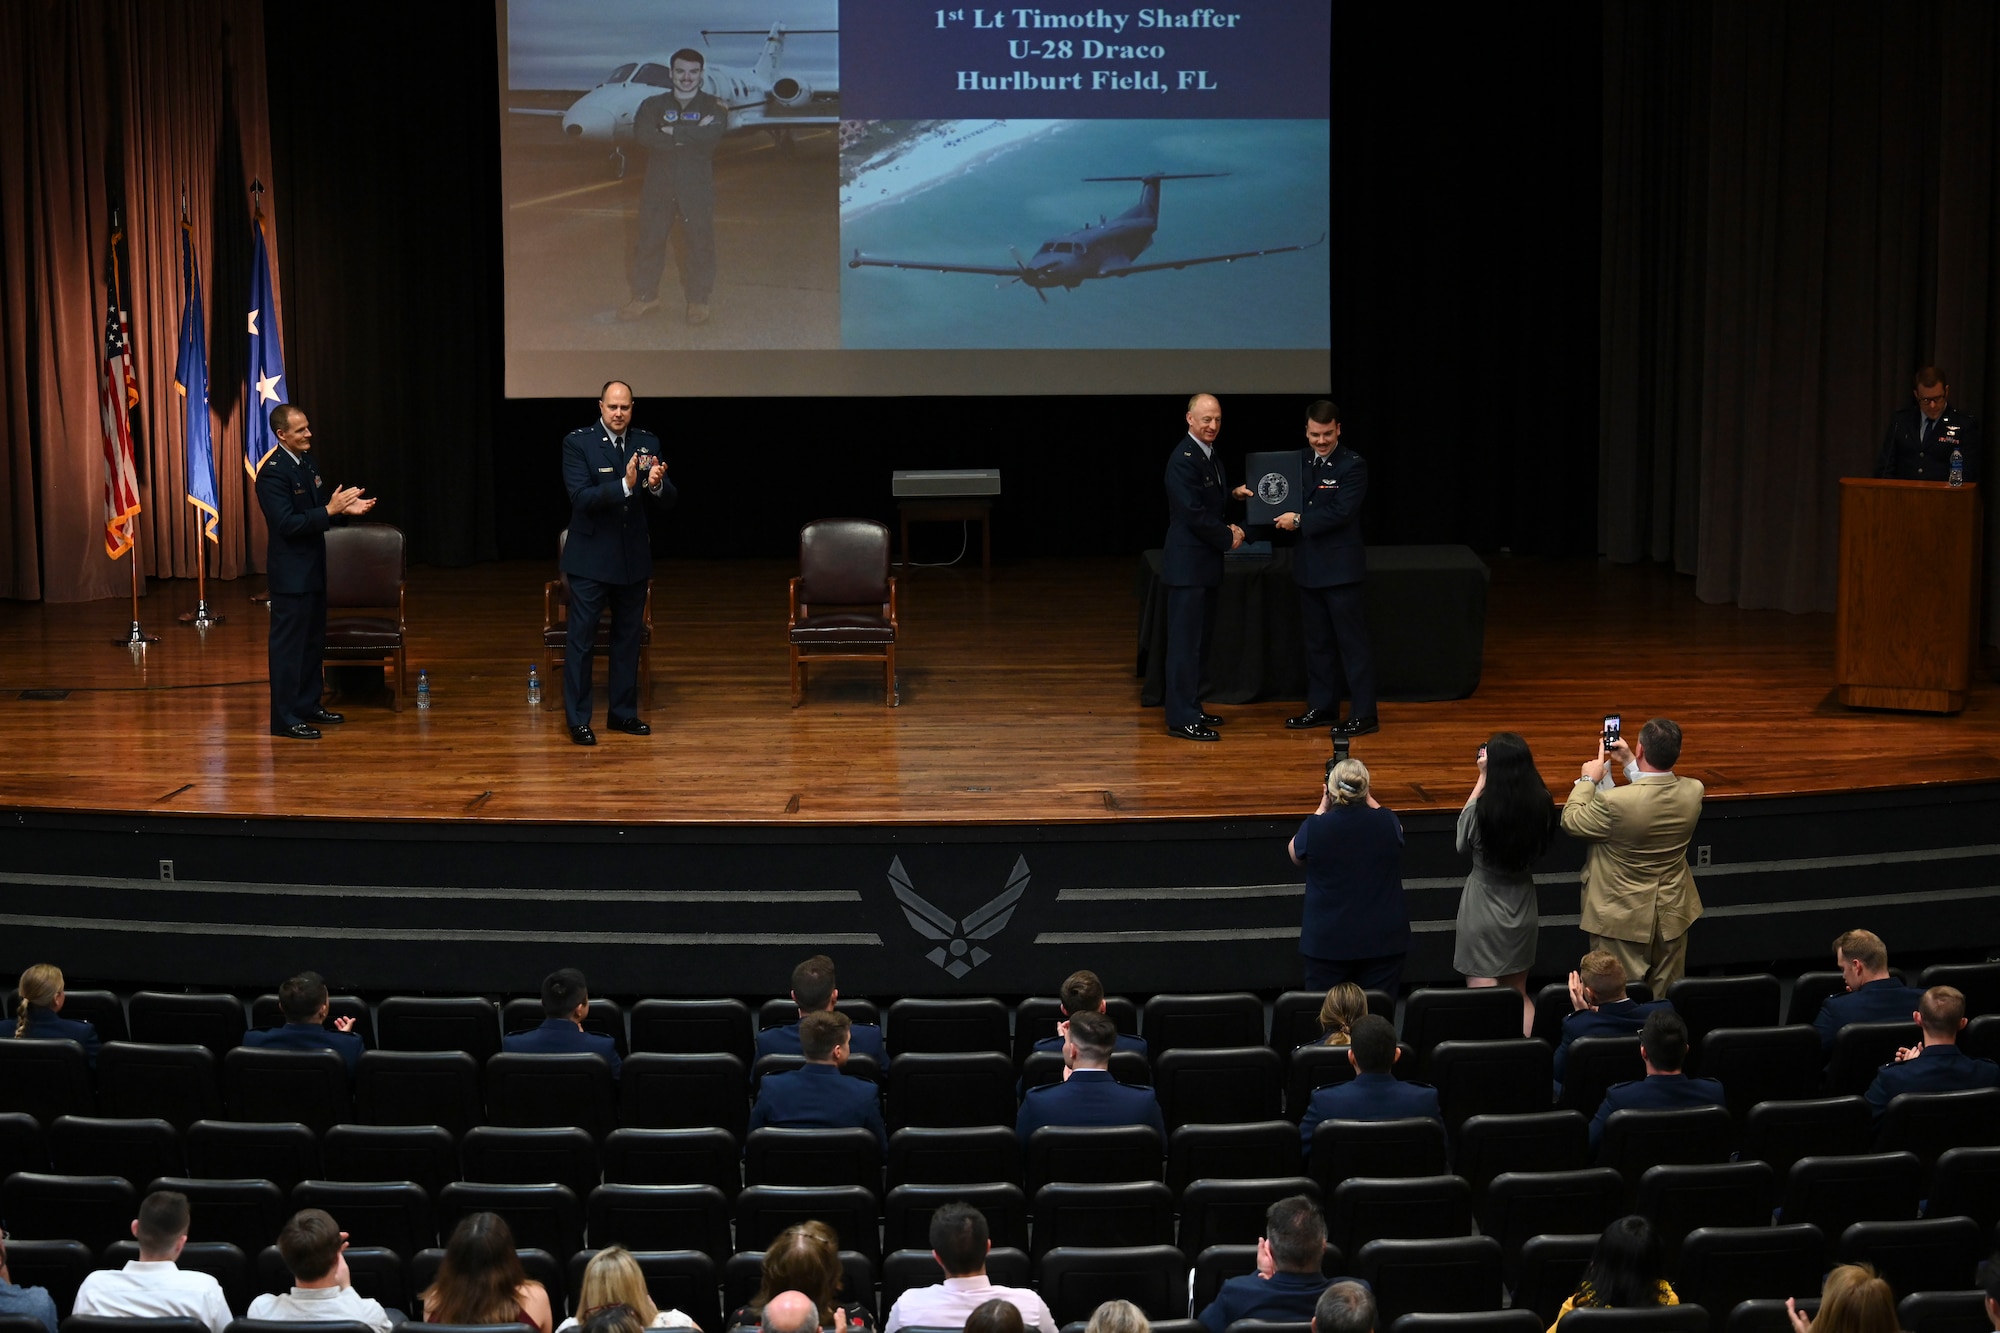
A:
[[500, 1, 1330, 396]]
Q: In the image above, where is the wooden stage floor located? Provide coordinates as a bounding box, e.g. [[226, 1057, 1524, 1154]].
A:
[[0, 556, 1994, 827]]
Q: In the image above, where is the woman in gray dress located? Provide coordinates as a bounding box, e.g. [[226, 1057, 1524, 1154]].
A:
[[1455, 732, 1554, 1035]]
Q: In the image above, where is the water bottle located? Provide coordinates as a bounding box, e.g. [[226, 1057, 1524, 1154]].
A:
[[416, 669, 431, 710], [527, 665, 542, 707], [1949, 448, 1964, 489]]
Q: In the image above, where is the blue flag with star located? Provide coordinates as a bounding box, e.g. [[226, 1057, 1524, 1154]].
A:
[[245, 207, 284, 477], [175, 208, 219, 542]]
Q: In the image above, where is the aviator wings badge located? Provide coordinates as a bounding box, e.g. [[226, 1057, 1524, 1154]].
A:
[[890, 854, 1029, 978]]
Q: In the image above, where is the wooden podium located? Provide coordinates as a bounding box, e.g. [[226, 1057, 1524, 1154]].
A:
[[1835, 478, 1982, 713]]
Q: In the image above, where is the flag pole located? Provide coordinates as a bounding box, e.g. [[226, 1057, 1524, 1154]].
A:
[[174, 184, 223, 629], [248, 177, 271, 607], [106, 205, 157, 646], [122, 522, 157, 644]]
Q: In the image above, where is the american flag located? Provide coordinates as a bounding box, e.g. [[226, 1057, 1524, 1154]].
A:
[[99, 220, 142, 559]]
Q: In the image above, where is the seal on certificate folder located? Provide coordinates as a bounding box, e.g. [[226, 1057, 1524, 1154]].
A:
[[1257, 472, 1291, 506]]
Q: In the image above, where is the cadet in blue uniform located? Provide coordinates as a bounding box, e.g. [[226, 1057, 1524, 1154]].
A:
[[1198, 1196, 1348, 1333], [1556, 951, 1670, 1084], [1161, 393, 1249, 742], [1276, 400, 1376, 735], [561, 381, 674, 745], [749, 1010, 887, 1150], [1874, 366, 1982, 483], [243, 971, 364, 1076], [1864, 985, 2000, 1118], [1030, 970, 1148, 1058], [1815, 929, 1925, 1055], [621, 49, 727, 326], [255, 403, 376, 740], [1589, 1009, 1724, 1150], [1016, 1010, 1165, 1141], [502, 967, 621, 1081], [1299, 1014, 1439, 1151], [11, 963, 102, 1067], [756, 954, 888, 1065]]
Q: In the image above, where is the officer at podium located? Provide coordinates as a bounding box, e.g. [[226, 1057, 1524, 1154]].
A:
[[1875, 365, 1982, 483]]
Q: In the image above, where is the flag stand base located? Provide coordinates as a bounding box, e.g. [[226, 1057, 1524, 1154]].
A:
[[178, 601, 224, 628], [116, 622, 160, 646]]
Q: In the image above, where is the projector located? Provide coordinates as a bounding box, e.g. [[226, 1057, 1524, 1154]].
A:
[[892, 469, 1001, 498]]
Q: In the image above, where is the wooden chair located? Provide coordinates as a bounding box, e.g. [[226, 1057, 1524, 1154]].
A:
[[323, 523, 410, 710], [789, 518, 897, 706], [541, 529, 653, 714]]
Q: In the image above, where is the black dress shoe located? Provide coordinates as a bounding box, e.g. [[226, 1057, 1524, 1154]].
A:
[[272, 723, 321, 740], [1197, 712, 1227, 727], [1333, 714, 1380, 736], [301, 709, 344, 725], [1286, 707, 1338, 730], [569, 725, 597, 746], [612, 717, 652, 736], [1167, 723, 1220, 742]]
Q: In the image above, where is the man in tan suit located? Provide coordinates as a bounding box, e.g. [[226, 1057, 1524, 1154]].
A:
[[1559, 717, 1704, 992]]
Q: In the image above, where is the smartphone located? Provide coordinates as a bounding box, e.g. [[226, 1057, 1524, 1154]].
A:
[[1602, 714, 1622, 748], [1333, 733, 1351, 762]]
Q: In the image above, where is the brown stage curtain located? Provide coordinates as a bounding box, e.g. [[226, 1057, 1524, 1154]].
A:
[[1602, 0, 2000, 636], [0, 0, 270, 602]]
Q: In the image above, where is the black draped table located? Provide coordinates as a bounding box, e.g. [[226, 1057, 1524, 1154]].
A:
[[1136, 545, 1490, 707]]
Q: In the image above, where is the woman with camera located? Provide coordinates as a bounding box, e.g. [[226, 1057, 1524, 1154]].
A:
[[1290, 757, 1408, 999], [1455, 732, 1554, 1035]]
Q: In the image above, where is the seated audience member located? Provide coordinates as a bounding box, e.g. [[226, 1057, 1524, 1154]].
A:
[[502, 967, 621, 1080], [749, 1010, 888, 1150], [421, 1212, 553, 1333], [584, 1304, 651, 1333], [1087, 1301, 1150, 1333], [1312, 982, 1369, 1048], [759, 1292, 822, 1333], [1032, 970, 1148, 1057], [1299, 1013, 1441, 1151], [1979, 1252, 1999, 1333], [757, 954, 887, 1064], [1816, 930, 1925, 1054], [883, 1201, 1057, 1333], [1199, 1195, 1349, 1333], [1016, 1009, 1166, 1142], [1787, 1263, 1899, 1333], [726, 1221, 876, 1332], [558, 1246, 698, 1332], [967, 1301, 1025, 1333], [1548, 1216, 1677, 1331], [247, 1208, 395, 1332], [0, 1228, 59, 1333], [72, 1190, 234, 1333], [244, 972, 364, 1076], [1589, 1009, 1726, 1150], [10, 962, 102, 1066], [1315, 1283, 1376, 1333], [1864, 985, 2000, 1118], [1556, 950, 1669, 1083]]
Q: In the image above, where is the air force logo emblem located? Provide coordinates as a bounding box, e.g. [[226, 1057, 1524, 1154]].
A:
[[890, 855, 1028, 978], [1256, 472, 1290, 505]]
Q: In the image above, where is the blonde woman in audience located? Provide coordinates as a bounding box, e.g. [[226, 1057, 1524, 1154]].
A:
[[421, 1213, 552, 1333], [1085, 1301, 1150, 1333], [1314, 983, 1368, 1046], [1787, 1265, 1898, 1333], [559, 1247, 697, 1331], [10, 964, 101, 1066]]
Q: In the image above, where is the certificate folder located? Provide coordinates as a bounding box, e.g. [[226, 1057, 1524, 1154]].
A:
[[1246, 450, 1302, 526]]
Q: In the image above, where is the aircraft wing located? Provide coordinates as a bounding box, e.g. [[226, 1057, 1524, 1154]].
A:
[[1103, 231, 1326, 277], [848, 252, 1027, 278]]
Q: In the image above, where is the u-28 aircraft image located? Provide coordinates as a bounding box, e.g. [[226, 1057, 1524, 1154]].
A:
[[845, 172, 1324, 300]]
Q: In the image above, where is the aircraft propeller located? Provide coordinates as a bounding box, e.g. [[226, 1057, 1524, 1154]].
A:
[[1007, 246, 1048, 303]]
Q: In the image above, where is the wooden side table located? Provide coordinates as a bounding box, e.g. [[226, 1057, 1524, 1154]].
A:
[[897, 499, 992, 577]]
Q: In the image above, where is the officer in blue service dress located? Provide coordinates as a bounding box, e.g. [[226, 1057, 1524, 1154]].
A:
[[620, 49, 727, 327], [1161, 393, 1249, 742], [1874, 365, 1982, 483], [1275, 400, 1376, 736], [256, 403, 375, 740], [561, 381, 674, 746]]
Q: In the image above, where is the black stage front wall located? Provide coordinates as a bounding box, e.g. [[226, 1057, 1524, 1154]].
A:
[[3, 782, 1997, 996]]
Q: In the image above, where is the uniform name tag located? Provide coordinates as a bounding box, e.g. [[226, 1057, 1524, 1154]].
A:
[[599, 466, 614, 472]]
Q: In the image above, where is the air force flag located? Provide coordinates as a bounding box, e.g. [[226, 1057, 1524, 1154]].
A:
[[175, 207, 218, 543], [245, 208, 284, 477]]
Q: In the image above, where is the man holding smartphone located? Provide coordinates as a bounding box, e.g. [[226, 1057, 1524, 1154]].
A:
[[1559, 716, 1705, 992], [559, 380, 674, 745]]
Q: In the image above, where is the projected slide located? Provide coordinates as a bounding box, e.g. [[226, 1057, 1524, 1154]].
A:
[[499, 1, 1329, 397]]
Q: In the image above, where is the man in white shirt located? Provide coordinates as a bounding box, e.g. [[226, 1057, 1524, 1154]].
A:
[[247, 1209, 395, 1333], [883, 1203, 1056, 1333], [72, 1191, 234, 1333]]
